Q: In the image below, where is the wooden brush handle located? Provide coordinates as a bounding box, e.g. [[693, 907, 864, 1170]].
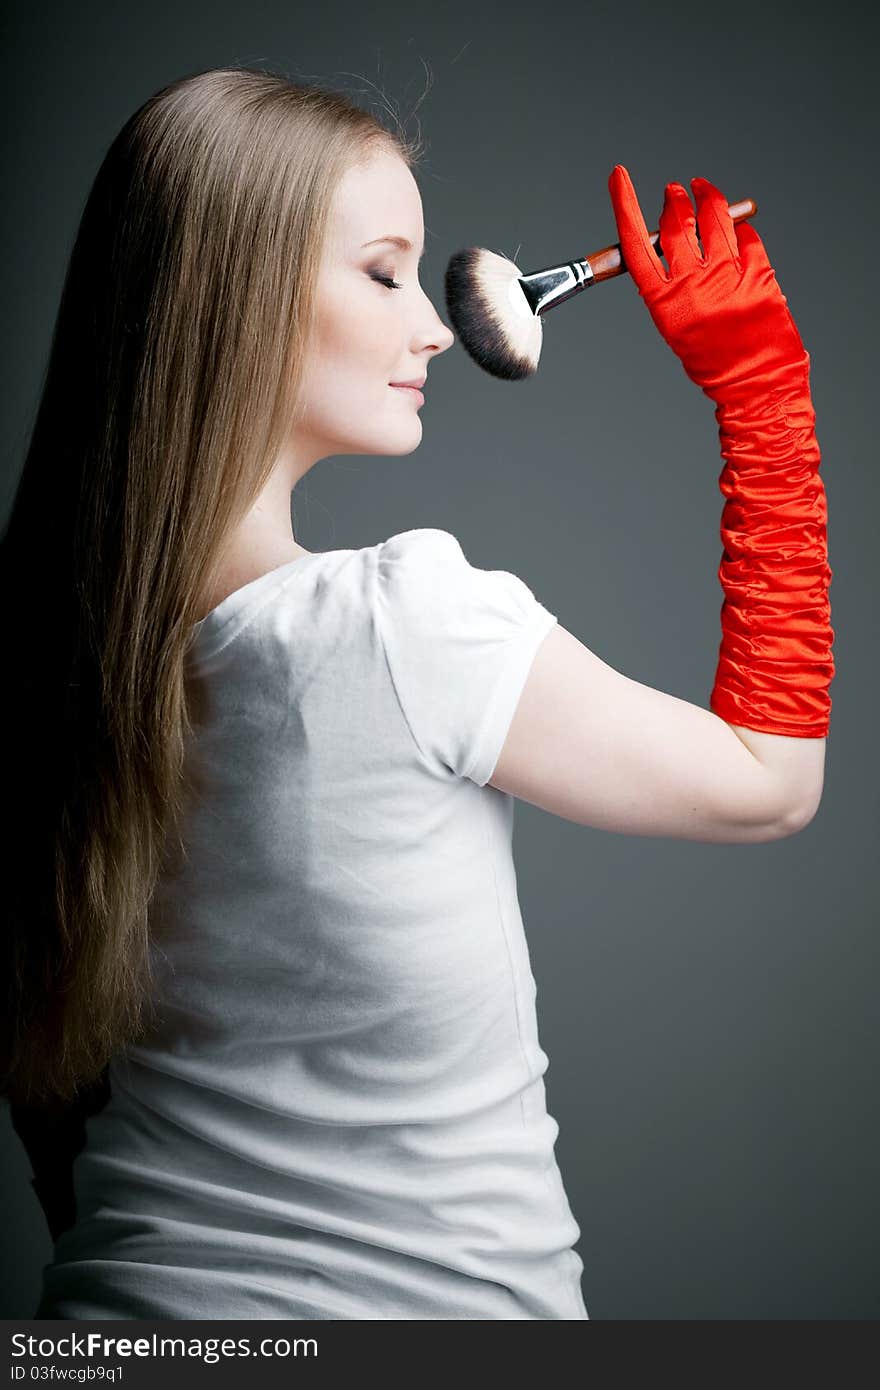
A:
[[586, 198, 757, 282]]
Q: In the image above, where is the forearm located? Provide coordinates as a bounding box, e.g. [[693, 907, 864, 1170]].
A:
[[603, 168, 835, 818], [708, 361, 834, 822]]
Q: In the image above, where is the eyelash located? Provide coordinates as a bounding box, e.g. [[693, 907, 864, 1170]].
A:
[[369, 269, 403, 291]]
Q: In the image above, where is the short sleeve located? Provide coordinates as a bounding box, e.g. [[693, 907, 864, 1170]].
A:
[[375, 529, 558, 785]]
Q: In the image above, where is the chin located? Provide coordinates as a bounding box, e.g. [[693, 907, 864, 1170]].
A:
[[325, 418, 423, 459], [348, 428, 423, 458], [387, 420, 424, 453]]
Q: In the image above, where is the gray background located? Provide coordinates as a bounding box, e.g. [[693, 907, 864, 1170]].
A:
[[3, 0, 877, 1320]]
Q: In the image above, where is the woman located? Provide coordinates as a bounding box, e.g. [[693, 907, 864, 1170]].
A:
[[3, 67, 832, 1320]]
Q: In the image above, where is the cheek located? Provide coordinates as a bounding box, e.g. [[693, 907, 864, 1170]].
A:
[[303, 288, 401, 415], [324, 283, 398, 365]]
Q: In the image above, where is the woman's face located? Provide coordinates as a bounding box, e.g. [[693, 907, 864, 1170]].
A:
[[293, 148, 455, 462]]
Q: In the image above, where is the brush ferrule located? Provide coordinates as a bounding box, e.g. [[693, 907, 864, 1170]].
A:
[[517, 258, 595, 317]]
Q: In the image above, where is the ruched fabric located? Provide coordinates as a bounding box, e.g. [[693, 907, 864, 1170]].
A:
[[709, 362, 835, 737]]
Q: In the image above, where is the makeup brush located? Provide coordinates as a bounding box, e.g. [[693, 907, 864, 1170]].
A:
[[443, 194, 758, 382]]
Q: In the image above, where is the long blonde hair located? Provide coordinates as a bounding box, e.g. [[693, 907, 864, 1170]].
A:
[[0, 65, 424, 1106]]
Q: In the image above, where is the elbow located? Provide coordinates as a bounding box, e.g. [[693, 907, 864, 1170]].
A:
[[775, 795, 822, 839]]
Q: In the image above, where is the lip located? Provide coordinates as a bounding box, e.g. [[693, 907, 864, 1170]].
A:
[[389, 377, 427, 389], [389, 383, 425, 404]]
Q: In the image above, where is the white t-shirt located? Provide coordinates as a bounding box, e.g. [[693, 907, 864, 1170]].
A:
[[37, 528, 588, 1320]]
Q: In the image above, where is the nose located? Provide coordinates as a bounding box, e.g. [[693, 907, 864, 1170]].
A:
[[435, 316, 455, 352], [419, 292, 455, 356]]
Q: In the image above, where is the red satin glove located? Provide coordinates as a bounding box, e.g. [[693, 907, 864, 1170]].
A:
[[608, 165, 835, 738]]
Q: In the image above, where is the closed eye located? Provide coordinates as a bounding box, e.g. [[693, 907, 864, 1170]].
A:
[[368, 270, 403, 291]]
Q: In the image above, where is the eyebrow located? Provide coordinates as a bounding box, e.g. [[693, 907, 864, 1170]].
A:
[[361, 235, 426, 259]]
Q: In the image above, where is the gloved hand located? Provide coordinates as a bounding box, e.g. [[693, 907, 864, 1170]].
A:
[[607, 164, 811, 409], [607, 163, 834, 740]]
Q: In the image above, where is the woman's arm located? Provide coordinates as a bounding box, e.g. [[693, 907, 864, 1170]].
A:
[[491, 172, 833, 838], [488, 625, 821, 841], [9, 1064, 111, 1243]]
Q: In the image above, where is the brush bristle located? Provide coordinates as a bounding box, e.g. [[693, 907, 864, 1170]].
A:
[[444, 247, 543, 382]]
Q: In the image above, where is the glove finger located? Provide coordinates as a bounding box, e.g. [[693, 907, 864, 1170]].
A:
[[690, 176, 741, 270], [658, 182, 705, 276], [734, 219, 773, 277], [608, 164, 668, 291]]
